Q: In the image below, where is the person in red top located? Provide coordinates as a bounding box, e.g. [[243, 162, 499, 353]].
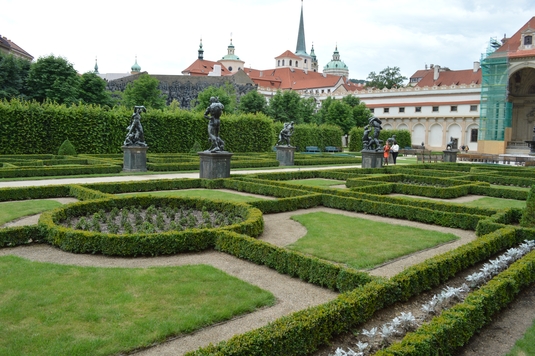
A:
[[383, 142, 390, 165]]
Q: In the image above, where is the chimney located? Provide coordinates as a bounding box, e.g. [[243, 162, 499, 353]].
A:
[[433, 65, 440, 81], [473, 61, 480, 72]]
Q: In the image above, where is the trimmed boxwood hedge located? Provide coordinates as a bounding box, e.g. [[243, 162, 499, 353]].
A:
[[38, 196, 263, 256]]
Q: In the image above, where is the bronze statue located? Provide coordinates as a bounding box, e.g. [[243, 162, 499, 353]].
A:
[[277, 121, 294, 146], [204, 97, 225, 152], [365, 116, 383, 151], [124, 106, 147, 146]]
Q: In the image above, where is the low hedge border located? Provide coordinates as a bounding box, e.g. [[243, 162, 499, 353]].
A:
[[0, 185, 71, 202], [0, 225, 46, 248], [0, 164, 122, 178], [187, 228, 533, 356], [377, 249, 535, 356], [215, 231, 375, 292], [38, 196, 263, 256]]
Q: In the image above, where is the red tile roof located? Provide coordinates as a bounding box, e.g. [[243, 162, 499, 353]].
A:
[[181, 59, 230, 76], [275, 50, 302, 60], [409, 68, 481, 87], [0, 36, 33, 60], [495, 16, 535, 58], [242, 67, 345, 90]]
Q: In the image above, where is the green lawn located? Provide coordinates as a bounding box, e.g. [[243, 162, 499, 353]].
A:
[[283, 179, 346, 187], [288, 212, 458, 269], [506, 318, 535, 356], [0, 256, 274, 356], [461, 196, 526, 210], [0, 200, 63, 225], [119, 189, 268, 202]]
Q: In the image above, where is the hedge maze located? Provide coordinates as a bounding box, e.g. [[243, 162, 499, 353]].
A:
[[1, 162, 535, 355]]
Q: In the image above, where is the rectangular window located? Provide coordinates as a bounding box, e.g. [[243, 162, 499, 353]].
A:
[[471, 129, 478, 142], [370, 108, 374, 113], [470, 105, 478, 111], [432, 106, 439, 112], [384, 108, 389, 113], [399, 107, 405, 113], [451, 105, 458, 112], [415, 107, 422, 112]]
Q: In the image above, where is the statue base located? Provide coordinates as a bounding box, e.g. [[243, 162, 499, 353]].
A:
[[198, 151, 233, 179], [122, 145, 148, 172], [443, 150, 458, 163], [276, 145, 296, 166], [361, 150, 384, 168]]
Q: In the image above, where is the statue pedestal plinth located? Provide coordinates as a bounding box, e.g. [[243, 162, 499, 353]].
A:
[[276, 146, 295, 166], [443, 150, 458, 163], [122, 146, 148, 172], [198, 151, 233, 179], [361, 150, 384, 168]]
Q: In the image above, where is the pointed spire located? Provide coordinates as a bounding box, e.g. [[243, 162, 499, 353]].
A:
[[198, 38, 204, 60], [310, 42, 316, 59], [295, 0, 307, 56], [94, 56, 99, 74]]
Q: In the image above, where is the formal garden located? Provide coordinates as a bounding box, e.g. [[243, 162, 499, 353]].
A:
[[1, 161, 535, 355]]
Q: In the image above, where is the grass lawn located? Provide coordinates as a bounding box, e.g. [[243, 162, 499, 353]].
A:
[[287, 212, 458, 269], [0, 256, 274, 356], [506, 318, 535, 356], [0, 200, 63, 225], [119, 189, 268, 202], [461, 196, 526, 210], [283, 179, 346, 187]]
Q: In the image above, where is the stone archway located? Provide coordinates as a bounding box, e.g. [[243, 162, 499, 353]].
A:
[[509, 67, 535, 143]]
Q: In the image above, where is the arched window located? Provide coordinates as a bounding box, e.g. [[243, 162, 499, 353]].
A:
[[296, 61, 299, 67], [277, 60, 280, 66], [282, 60, 285, 66], [289, 60, 292, 66]]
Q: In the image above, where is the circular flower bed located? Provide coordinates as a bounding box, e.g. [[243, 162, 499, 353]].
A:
[[39, 195, 263, 257]]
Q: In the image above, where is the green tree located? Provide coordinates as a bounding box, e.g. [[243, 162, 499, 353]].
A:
[[366, 66, 407, 89], [237, 89, 267, 114], [122, 73, 166, 109], [194, 84, 236, 113], [341, 95, 373, 127], [26, 55, 81, 104], [267, 90, 307, 123], [322, 100, 354, 134], [79, 72, 113, 107], [0, 52, 30, 100]]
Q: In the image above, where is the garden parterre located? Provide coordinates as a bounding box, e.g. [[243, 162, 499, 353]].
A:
[[1, 162, 535, 355]]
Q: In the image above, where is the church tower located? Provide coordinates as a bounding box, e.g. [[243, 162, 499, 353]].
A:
[[295, 0, 312, 70]]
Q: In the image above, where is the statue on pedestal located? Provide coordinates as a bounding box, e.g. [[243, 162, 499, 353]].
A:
[[363, 116, 383, 151], [204, 97, 225, 152], [124, 106, 147, 146], [277, 121, 294, 146]]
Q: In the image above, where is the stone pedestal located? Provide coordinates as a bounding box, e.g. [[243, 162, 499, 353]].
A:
[[276, 145, 296, 166], [198, 151, 233, 179], [122, 145, 148, 172], [443, 150, 458, 163], [361, 150, 384, 168]]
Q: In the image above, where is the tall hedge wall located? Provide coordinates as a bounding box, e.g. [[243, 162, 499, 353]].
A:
[[273, 122, 344, 151], [349, 127, 412, 152], [0, 100, 274, 154]]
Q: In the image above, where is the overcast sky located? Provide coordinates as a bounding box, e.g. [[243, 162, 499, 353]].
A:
[[2, 0, 533, 80]]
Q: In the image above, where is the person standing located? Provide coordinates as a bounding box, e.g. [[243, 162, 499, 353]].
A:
[[383, 142, 390, 165], [391, 141, 399, 164]]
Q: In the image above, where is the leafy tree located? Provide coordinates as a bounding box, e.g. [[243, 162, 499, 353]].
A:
[[0, 52, 30, 100], [267, 90, 309, 123], [26, 55, 81, 104], [122, 73, 166, 109], [79, 72, 113, 106], [366, 66, 407, 89], [194, 84, 236, 113], [301, 97, 317, 124], [322, 100, 354, 134], [341, 95, 373, 127], [237, 89, 267, 114]]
